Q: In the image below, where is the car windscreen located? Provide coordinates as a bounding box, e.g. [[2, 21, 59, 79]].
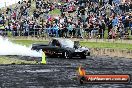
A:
[[59, 39, 74, 48]]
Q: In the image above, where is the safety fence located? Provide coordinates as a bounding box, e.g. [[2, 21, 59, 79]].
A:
[[0, 28, 131, 40]]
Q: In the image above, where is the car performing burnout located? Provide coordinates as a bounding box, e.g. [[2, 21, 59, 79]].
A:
[[31, 38, 90, 59]]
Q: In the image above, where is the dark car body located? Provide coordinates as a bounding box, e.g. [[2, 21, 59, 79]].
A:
[[31, 38, 90, 59]]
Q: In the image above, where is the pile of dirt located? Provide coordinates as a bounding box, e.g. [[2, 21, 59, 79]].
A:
[[91, 48, 132, 58]]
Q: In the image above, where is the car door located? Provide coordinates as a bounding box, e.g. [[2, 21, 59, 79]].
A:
[[50, 39, 62, 53], [44, 39, 62, 56]]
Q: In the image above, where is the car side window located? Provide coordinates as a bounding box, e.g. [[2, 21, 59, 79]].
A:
[[51, 40, 56, 46], [51, 40, 61, 47], [56, 41, 61, 47]]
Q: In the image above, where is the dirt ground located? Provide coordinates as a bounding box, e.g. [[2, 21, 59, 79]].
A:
[[0, 56, 132, 88]]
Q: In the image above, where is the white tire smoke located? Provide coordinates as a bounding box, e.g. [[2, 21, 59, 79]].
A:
[[0, 36, 42, 57]]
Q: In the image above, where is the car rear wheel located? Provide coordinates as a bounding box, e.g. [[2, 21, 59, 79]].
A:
[[35, 48, 41, 51], [32, 47, 40, 51]]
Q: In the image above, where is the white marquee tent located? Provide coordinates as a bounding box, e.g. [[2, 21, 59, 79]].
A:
[[0, 0, 22, 8]]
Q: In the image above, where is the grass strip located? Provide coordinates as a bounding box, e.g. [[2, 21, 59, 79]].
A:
[[0, 56, 37, 64], [11, 40, 132, 50]]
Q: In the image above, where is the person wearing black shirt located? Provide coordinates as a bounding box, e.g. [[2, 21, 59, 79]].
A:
[[109, 0, 113, 6], [108, 19, 113, 39], [34, 23, 41, 37], [29, 21, 35, 36]]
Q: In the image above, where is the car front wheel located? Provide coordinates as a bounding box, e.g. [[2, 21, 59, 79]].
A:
[[87, 52, 90, 56], [81, 54, 86, 59]]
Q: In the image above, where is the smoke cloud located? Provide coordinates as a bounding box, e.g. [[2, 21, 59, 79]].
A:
[[0, 36, 42, 57]]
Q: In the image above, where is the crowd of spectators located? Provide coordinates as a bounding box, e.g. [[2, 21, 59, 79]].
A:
[[0, 0, 132, 39]]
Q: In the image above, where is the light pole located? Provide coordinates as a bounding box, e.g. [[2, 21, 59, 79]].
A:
[[5, 2, 6, 7]]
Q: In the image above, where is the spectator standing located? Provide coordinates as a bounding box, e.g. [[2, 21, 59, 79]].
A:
[[67, 22, 73, 37], [112, 14, 119, 38], [53, 24, 59, 37]]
